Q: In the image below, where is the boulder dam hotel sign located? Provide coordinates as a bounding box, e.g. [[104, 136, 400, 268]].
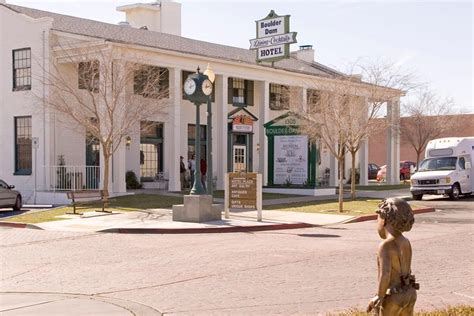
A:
[[250, 10, 297, 63]]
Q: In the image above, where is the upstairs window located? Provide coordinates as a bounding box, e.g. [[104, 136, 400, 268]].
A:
[[13, 48, 31, 91], [14, 116, 32, 175], [228, 78, 253, 106], [78, 60, 99, 92], [134, 65, 169, 99], [307, 89, 322, 113], [269, 83, 290, 110]]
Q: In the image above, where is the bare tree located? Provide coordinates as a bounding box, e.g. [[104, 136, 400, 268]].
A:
[[343, 60, 415, 199], [303, 60, 410, 211], [304, 86, 352, 212], [37, 39, 170, 201], [401, 89, 456, 167]]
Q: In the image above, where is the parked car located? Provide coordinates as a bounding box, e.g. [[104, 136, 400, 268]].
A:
[[368, 163, 380, 180], [376, 161, 416, 182], [348, 163, 381, 183], [0, 180, 22, 210]]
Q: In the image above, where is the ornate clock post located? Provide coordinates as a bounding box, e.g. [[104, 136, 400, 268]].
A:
[[183, 67, 213, 195], [173, 66, 220, 223]]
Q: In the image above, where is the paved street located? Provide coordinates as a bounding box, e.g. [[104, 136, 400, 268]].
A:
[[1, 195, 473, 315]]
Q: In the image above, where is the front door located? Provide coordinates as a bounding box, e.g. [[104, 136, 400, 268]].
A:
[[233, 145, 246, 172], [459, 156, 472, 193]]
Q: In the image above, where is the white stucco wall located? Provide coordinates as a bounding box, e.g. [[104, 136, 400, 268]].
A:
[[0, 5, 52, 202], [1, 5, 382, 198]]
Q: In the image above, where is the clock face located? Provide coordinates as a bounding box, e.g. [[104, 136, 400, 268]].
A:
[[202, 79, 213, 96], [184, 78, 196, 96]]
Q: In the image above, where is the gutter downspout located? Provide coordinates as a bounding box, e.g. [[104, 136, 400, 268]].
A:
[[42, 30, 46, 190]]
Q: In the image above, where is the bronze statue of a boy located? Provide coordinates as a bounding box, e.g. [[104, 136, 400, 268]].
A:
[[367, 198, 420, 315]]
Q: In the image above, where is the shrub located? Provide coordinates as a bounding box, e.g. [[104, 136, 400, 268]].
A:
[[126, 170, 142, 189]]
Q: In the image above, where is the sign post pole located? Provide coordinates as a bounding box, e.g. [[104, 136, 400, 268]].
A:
[[257, 173, 262, 221], [225, 173, 230, 219]]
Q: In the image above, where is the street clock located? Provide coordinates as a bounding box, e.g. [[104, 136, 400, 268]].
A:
[[183, 68, 213, 104]]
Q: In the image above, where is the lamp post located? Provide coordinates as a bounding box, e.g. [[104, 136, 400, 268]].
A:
[[204, 64, 215, 196], [183, 67, 213, 195]]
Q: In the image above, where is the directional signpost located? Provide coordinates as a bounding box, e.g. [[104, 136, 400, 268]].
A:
[[250, 10, 297, 63], [225, 172, 263, 221]]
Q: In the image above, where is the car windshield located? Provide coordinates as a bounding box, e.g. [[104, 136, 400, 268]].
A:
[[418, 157, 457, 171]]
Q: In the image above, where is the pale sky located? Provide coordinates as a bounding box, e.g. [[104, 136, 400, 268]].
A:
[[7, 0, 473, 113]]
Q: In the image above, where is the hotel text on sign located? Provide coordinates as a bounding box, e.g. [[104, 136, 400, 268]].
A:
[[250, 10, 297, 63]]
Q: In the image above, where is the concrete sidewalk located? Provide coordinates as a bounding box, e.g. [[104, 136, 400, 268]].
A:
[[0, 292, 161, 315], [0, 188, 415, 234], [31, 208, 354, 233]]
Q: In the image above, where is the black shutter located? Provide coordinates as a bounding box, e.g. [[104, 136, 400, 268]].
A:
[[227, 77, 233, 104], [245, 80, 254, 106]]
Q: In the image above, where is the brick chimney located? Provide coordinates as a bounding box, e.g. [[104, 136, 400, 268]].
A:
[[291, 45, 315, 63], [117, 1, 181, 36]]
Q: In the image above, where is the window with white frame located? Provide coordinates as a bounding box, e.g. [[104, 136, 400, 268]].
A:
[[228, 78, 254, 106], [14, 116, 32, 175], [12, 48, 31, 91], [78, 60, 100, 92], [307, 89, 322, 113], [269, 83, 290, 110], [134, 65, 169, 99]]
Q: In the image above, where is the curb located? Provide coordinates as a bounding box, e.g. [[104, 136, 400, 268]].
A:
[[0, 221, 43, 230], [345, 207, 436, 224], [99, 222, 314, 234]]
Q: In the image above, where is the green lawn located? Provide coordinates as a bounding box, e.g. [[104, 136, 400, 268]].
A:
[[344, 183, 411, 191], [264, 198, 383, 215], [3, 194, 183, 224]]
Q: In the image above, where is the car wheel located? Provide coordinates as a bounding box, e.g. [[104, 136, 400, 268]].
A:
[[412, 194, 423, 201], [13, 195, 22, 211], [449, 184, 461, 200]]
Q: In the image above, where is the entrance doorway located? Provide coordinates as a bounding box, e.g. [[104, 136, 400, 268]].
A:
[[140, 121, 164, 180], [233, 145, 246, 172]]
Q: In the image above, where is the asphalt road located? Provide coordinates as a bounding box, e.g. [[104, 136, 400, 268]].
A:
[[0, 195, 472, 315]]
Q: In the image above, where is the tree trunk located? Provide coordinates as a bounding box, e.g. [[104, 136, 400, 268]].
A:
[[416, 150, 422, 170], [102, 152, 110, 206], [350, 150, 357, 200], [338, 159, 344, 213]]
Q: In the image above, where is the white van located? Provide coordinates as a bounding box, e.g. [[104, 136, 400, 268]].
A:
[[410, 137, 474, 200]]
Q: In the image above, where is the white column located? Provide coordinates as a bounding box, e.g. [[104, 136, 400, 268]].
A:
[[257, 81, 270, 185], [358, 97, 369, 185], [215, 74, 228, 190], [112, 143, 126, 193], [386, 99, 401, 184], [166, 67, 182, 191], [393, 98, 401, 184], [359, 140, 369, 185]]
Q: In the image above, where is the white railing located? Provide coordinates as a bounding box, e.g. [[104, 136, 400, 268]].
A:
[[43, 165, 101, 191]]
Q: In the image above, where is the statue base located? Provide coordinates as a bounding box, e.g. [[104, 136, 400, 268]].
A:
[[172, 195, 222, 223]]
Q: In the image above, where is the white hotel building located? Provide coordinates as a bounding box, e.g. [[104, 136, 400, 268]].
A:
[[0, 1, 402, 204]]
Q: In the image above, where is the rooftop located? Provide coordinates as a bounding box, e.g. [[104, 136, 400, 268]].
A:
[[2, 3, 342, 78]]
